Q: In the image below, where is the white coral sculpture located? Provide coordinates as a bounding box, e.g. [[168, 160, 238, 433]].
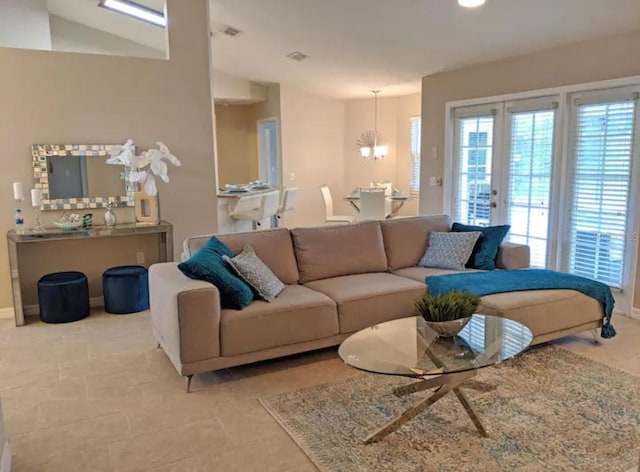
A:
[[107, 140, 181, 196]]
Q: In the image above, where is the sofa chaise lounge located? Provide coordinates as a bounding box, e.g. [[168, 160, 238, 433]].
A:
[[149, 215, 605, 391]]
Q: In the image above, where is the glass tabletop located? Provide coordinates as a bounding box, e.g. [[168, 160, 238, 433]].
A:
[[338, 314, 533, 378]]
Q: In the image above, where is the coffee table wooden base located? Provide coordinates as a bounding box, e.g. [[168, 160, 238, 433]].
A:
[[363, 369, 494, 444]]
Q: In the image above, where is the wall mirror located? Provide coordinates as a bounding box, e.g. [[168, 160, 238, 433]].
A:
[[32, 144, 135, 210]]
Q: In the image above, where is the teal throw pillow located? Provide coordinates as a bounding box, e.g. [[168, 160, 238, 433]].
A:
[[178, 237, 254, 310], [452, 223, 510, 270]]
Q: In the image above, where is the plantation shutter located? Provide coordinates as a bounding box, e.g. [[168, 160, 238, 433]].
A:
[[409, 117, 421, 193], [567, 93, 639, 288]]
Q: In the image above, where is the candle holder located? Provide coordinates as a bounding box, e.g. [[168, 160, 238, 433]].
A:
[[30, 189, 44, 234], [32, 205, 45, 233]]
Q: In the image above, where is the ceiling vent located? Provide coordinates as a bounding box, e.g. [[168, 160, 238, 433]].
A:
[[287, 51, 310, 62], [222, 26, 242, 37]]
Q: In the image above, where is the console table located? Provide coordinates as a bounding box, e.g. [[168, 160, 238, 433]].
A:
[[7, 221, 173, 326]]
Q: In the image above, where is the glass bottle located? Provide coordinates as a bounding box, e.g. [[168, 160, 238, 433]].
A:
[[15, 208, 24, 234]]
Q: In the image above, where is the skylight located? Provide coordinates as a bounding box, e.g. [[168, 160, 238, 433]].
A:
[[99, 0, 166, 28]]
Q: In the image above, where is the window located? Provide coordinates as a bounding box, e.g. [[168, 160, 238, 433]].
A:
[[454, 113, 495, 226], [506, 108, 556, 268], [567, 97, 637, 288], [409, 117, 421, 193]]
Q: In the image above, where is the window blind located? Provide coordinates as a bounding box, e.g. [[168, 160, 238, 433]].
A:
[[567, 99, 637, 288], [454, 115, 495, 225], [409, 117, 421, 193], [506, 109, 555, 269]]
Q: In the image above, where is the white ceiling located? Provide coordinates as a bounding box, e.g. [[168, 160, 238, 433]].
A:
[[47, 0, 640, 99], [209, 0, 640, 98]]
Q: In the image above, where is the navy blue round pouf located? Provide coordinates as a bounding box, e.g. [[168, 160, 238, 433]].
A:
[[102, 266, 149, 314], [38, 272, 90, 324]]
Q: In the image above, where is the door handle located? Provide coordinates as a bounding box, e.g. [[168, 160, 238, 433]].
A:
[[489, 202, 497, 208]]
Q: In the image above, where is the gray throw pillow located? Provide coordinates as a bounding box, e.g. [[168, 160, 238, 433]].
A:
[[419, 231, 482, 271], [223, 245, 285, 302]]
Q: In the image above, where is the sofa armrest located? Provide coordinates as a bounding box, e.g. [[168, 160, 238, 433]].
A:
[[149, 263, 221, 375], [496, 242, 530, 270]]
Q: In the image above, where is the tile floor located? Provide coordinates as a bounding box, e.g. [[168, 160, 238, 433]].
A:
[[0, 311, 638, 471]]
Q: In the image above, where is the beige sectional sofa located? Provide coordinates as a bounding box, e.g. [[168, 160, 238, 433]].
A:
[[149, 215, 605, 388]]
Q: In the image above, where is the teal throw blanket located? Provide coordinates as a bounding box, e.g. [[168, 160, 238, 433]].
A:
[[425, 269, 616, 339]]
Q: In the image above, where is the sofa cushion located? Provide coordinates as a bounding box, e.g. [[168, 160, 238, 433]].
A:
[[393, 267, 481, 284], [184, 229, 299, 285], [292, 221, 387, 284], [477, 290, 604, 337], [419, 231, 482, 270], [220, 285, 339, 356], [452, 223, 510, 270], [380, 215, 452, 271], [304, 273, 427, 334], [178, 237, 254, 310], [223, 245, 285, 302]]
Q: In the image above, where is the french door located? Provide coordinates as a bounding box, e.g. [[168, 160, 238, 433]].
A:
[[449, 85, 640, 314], [452, 99, 558, 268]]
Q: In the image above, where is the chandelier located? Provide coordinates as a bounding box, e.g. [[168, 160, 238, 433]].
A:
[[357, 90, 388, 160]]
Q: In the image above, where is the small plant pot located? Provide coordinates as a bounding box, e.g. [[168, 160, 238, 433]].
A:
[[423, 316, 472, 337]]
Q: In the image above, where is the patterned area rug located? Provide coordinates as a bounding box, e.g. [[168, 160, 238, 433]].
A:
[[260, 346, 640, 472]]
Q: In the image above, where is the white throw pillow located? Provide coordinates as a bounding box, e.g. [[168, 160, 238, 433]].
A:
[[419, 231, 482, 271]]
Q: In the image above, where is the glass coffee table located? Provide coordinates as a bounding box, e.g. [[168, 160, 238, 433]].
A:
[[338, 314, 533, 444]]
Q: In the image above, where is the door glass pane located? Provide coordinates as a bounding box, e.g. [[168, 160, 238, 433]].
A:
[[507, 110, 555, 268], [456, 116, 494, 225], [568, 100, 636, 288]]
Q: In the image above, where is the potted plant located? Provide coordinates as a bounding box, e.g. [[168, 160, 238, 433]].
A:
[[415, 291, 481, 337]]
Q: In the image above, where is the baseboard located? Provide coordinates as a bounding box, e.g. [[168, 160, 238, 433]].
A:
[[23, 297, 104, 317], [0, 308, 14, 320], [631, 308, 640, 320]]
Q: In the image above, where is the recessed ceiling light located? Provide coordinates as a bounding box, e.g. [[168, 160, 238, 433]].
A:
[[458, 0, 486, 7], [98, 0, 166, 27]]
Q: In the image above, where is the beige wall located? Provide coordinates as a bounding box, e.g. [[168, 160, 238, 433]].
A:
[[344, 93, 421, 216], [279, 85, 346, 228], [0, 0, 217, 310], [420, 29, 640, 215], [49, 15, 165, 59], [213, 69, 268, 103], [214, 104, 259, 187]]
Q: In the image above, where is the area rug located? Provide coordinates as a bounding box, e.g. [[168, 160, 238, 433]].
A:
[[260, 346, 640, 472]]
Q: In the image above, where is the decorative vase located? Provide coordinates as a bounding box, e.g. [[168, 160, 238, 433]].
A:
[[104, 204, 117, 227], [423, 316, 472, 338], [134, 191, 160, 225]]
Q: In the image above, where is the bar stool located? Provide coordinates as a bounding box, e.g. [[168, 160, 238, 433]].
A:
[[276, 187, 298, 227], [230, 191, 281, 230]]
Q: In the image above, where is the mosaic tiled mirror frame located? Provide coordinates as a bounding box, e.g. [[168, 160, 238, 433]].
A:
[[32, 144, 135, 211]]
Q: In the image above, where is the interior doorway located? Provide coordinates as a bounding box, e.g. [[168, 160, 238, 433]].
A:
[[257, 117, 281, 186]]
